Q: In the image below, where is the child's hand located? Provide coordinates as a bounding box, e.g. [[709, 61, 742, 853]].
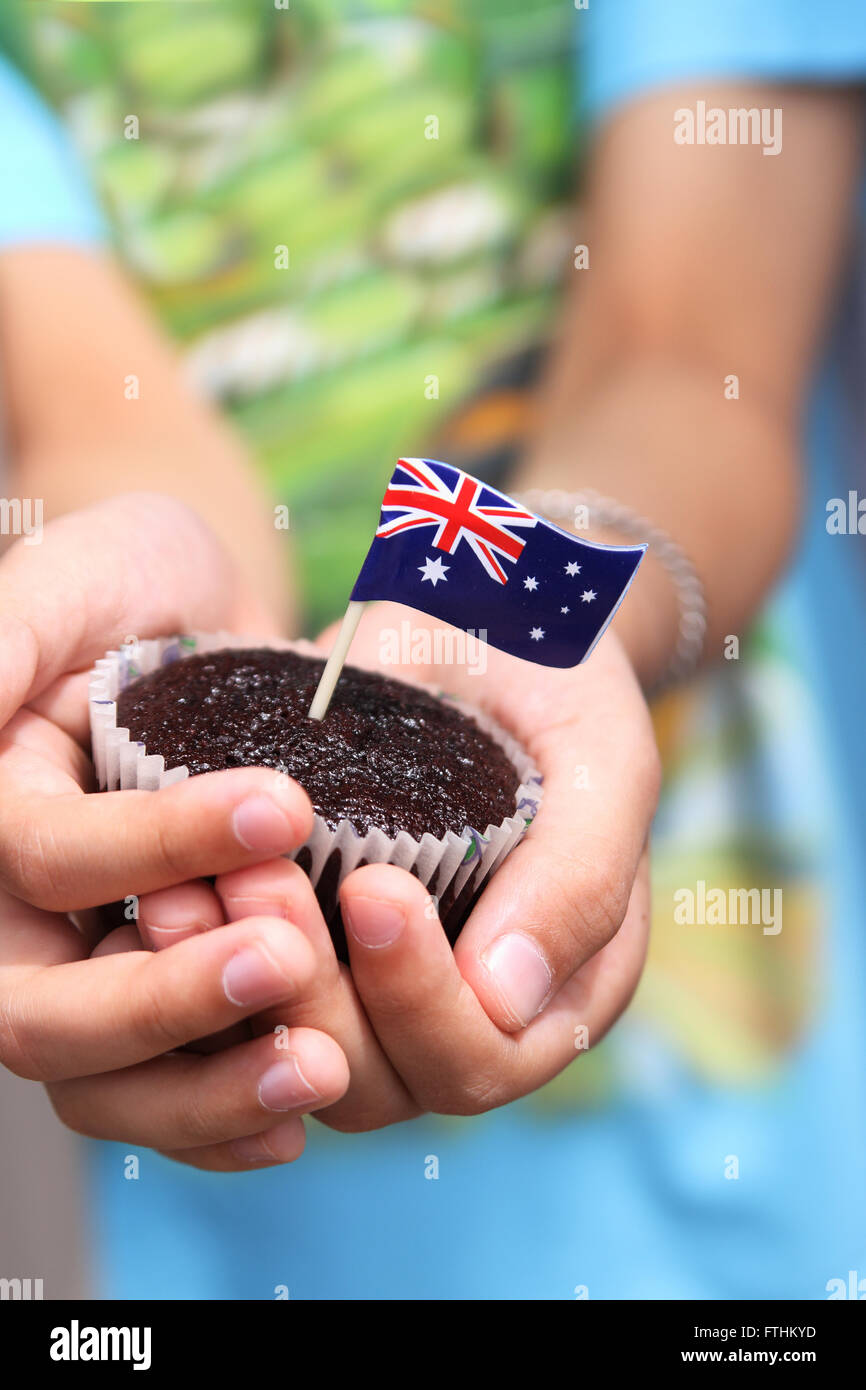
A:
[[0, 494, 349, 1165], [138, 604, 659, 1131], [0, 886, 349, 1169], [0, 492, 315, 913]]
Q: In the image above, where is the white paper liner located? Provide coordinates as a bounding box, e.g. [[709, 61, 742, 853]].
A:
[[88, 632, 543, 924]]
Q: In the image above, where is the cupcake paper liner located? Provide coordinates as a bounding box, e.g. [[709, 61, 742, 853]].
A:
[[88, 632, 543, 939]]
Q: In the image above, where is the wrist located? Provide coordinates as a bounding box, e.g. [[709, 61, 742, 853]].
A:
[[601, 536, 681, 689], [512, 490, 694, 692]]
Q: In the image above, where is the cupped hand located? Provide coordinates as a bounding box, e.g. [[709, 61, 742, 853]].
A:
[[139, 601, 659, 1131], [0, 494, 349, 1166], [0, 887, 349, 1169]]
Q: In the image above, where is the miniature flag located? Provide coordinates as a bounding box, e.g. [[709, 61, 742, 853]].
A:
[[350, 458, 646, 668]]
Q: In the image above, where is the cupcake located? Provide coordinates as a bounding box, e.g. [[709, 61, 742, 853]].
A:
[[90, 635, 541, 958]]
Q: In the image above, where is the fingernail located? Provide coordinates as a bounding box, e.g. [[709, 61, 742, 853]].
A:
[[232, 1118, 304, 1165], [232, 794, 299, 853], [222, 944, 291, 1007], [481, 932, 552, 1028], [146, 918, 212, 940], [343, 897, 405, 948], [223, 897, 288, 921], [258, 1058, 319, 1111]]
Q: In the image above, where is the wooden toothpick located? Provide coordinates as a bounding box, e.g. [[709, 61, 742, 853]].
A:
[[307, 600, 367, 720]]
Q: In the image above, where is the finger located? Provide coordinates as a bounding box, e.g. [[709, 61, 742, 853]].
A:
[[137, 880, 251, 1054], [158, 1116, 307, 1172], [216, 860, 419, 1130], [0, 762, 313, 910], [512, 852, 652, 1067], [340, 863, 515, 1114], [138, 879, 226, 950], [27, 670, 102, 749], [47, 1026, 348, 1149], [1, 704, 94, 787], [91, 915, 252, 1053], [343, 857, 651, 1116], [0, 912, 319, 1081], [0, 492, 244, 727], [90, 924, 142, 957], [454, 693, 659, 1032], [217, 859, 340, 976]]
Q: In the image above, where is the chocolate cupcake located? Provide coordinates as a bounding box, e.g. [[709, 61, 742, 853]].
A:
[[89, 634, 541, 957]]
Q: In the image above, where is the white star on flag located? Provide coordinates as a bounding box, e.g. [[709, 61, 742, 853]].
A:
[[561, 606, 569, 614], [523, 576, 538, 591], [581, 589, 597, 603], [418, 555, 449, 586], [530, 627, 545, 641], [565, 561, 581, 576]]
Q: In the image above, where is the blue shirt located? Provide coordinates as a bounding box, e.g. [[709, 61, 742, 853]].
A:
[[0, 54, 103, 250]]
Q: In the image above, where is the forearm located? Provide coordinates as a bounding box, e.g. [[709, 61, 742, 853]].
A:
[[514, 85, 862, 689], [0, 248, 291, 630], [516, 323, 800, 687]]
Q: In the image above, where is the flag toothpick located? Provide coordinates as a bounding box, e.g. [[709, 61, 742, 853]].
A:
[[308, 600, 367, 720], [308, 457, 646, 720]]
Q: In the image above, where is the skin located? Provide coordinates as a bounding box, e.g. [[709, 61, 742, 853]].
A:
[[0, 84, 860, 1169]]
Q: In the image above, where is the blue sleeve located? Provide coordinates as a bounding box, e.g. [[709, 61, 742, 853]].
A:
[[581, 0, 866, 125], [0, 55, 105, 249]]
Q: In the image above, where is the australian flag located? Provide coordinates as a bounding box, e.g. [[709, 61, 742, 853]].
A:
[[350, 459, 646, 668]]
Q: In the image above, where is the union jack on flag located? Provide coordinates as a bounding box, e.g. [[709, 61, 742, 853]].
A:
[[351, 458, 646, 668], [373, 456, 537, 585]]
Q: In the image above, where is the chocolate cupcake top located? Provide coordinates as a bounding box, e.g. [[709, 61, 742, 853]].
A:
[[116, 647, 519, 840]]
